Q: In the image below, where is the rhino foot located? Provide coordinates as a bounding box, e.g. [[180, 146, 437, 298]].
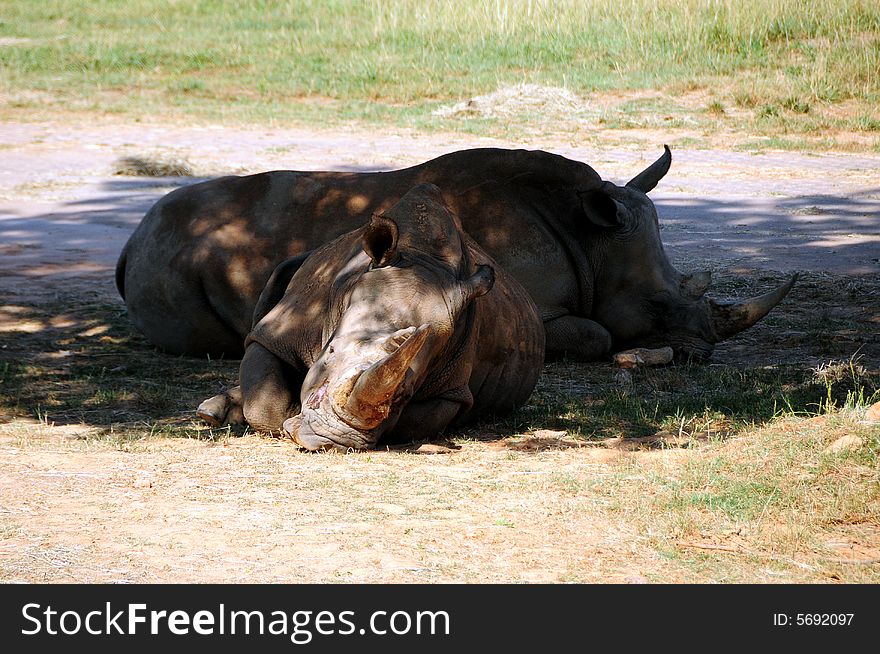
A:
[[196, 386, 244, 427], [544, 315, 612, 361]]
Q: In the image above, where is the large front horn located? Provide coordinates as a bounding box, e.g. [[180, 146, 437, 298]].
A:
[[344, 324, 432, 428], [710, 274, 797, 341], [626, 145, 672, 193]]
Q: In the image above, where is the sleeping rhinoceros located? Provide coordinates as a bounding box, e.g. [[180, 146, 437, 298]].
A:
[[196, 184, 545, 450], [117, 146, 794, 362]]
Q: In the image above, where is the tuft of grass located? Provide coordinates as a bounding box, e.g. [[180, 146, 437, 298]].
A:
[[782, 96, 811, 113], [706, 100, 726, 116], [114, 155, 193, 177], [733, 90, 759, 108], [854, 113, 880, 132], [757, 103, 781, 119]]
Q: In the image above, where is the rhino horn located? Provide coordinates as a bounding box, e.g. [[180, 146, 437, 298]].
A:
[[344, 324, 432, 428], [709, 274, 797, 341], [626, 145, 672, 193]]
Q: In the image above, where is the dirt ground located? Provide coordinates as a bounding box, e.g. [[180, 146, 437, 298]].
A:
[[1, 119, 878, 583]]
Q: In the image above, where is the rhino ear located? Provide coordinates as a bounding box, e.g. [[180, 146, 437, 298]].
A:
[[449, 265, 495, 316], [578, 189, 624, 229], [465, 264, 495, 299], [363, 213, 399, 268], [681, 270, 712, 299]]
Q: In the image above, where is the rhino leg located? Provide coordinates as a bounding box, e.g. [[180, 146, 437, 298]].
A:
[[382, 399, 463, 444], [544, 315, 612, 362], [196, 385, 244, 427], [240, 342, 304, 433]]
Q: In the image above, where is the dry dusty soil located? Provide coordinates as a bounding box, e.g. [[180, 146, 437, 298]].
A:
[[1, 118, 878, 583]]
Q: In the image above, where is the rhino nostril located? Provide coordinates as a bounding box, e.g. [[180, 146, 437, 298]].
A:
[[289, 417, 338, 451], [282, 415, 302, 439], [306, 382, 328, 409]]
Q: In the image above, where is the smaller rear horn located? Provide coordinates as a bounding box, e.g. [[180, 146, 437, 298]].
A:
[[626, 145, 672, 194]]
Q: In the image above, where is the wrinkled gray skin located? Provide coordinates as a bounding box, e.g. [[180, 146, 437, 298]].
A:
[[197, 184, 545, 451], [118, 147, 795, 362]]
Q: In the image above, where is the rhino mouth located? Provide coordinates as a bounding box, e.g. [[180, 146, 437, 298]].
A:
[[671, 343, 714, 364], [282, 376, 381, 451], [284, 411, 373, 452]]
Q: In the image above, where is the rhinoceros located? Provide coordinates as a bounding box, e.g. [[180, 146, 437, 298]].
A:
[[117, 146, 795, 362], [196, 184, 545, 450]]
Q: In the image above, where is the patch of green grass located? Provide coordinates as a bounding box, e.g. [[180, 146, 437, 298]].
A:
[[705, 100, 726, 116], [853, 113, 880, 131], [757, 103, 781, 119], [0, 0, 877, 144], [735, 137, 813, 151], [782, 96, 811, 114], [659, 414, 879, 533], [672, 477, 780, 521], [471, 358, 878, 446]]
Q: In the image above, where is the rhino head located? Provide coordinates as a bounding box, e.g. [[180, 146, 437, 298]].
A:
[[579, 146, 796, 361], [284, 183, 494, 450]]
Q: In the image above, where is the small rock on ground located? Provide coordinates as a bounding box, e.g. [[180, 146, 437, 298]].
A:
[[824, 434, 865, 454]]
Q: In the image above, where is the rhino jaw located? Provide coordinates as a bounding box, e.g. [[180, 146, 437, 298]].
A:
[[709, 274, 797, 341], [283, 414, 347, 452]]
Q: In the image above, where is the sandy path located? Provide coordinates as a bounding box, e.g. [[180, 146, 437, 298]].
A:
[[1, 119, 878, 308]]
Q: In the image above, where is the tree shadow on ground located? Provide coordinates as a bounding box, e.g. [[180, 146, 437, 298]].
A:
[[654, 189, 880, 275], [0, 295, 239, 432], [1, 178, 877, 442]]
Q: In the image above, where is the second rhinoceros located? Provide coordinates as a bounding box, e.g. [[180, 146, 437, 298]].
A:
[[118, 146, 795, 362], [197, 184, 545, 450]]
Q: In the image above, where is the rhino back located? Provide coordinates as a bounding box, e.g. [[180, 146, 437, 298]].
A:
[[120, 148, 602, 355], [125, 147, 602, 308]]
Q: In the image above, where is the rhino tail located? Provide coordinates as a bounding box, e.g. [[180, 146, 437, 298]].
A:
[[115, 245, 128, 301]]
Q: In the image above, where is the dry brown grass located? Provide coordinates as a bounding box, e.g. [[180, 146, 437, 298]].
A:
[[1, 409, 876, 583], [114, 155, 194, 177]]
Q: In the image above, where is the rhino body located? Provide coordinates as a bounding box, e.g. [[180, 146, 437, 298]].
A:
[[198, 184, 544, 450], [118, 147, 794, 362]]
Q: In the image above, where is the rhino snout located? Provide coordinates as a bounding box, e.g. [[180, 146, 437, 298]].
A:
[[671, 341, 714, 363], [285, 411, 374, 451], [285, 416, 338, 451]]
